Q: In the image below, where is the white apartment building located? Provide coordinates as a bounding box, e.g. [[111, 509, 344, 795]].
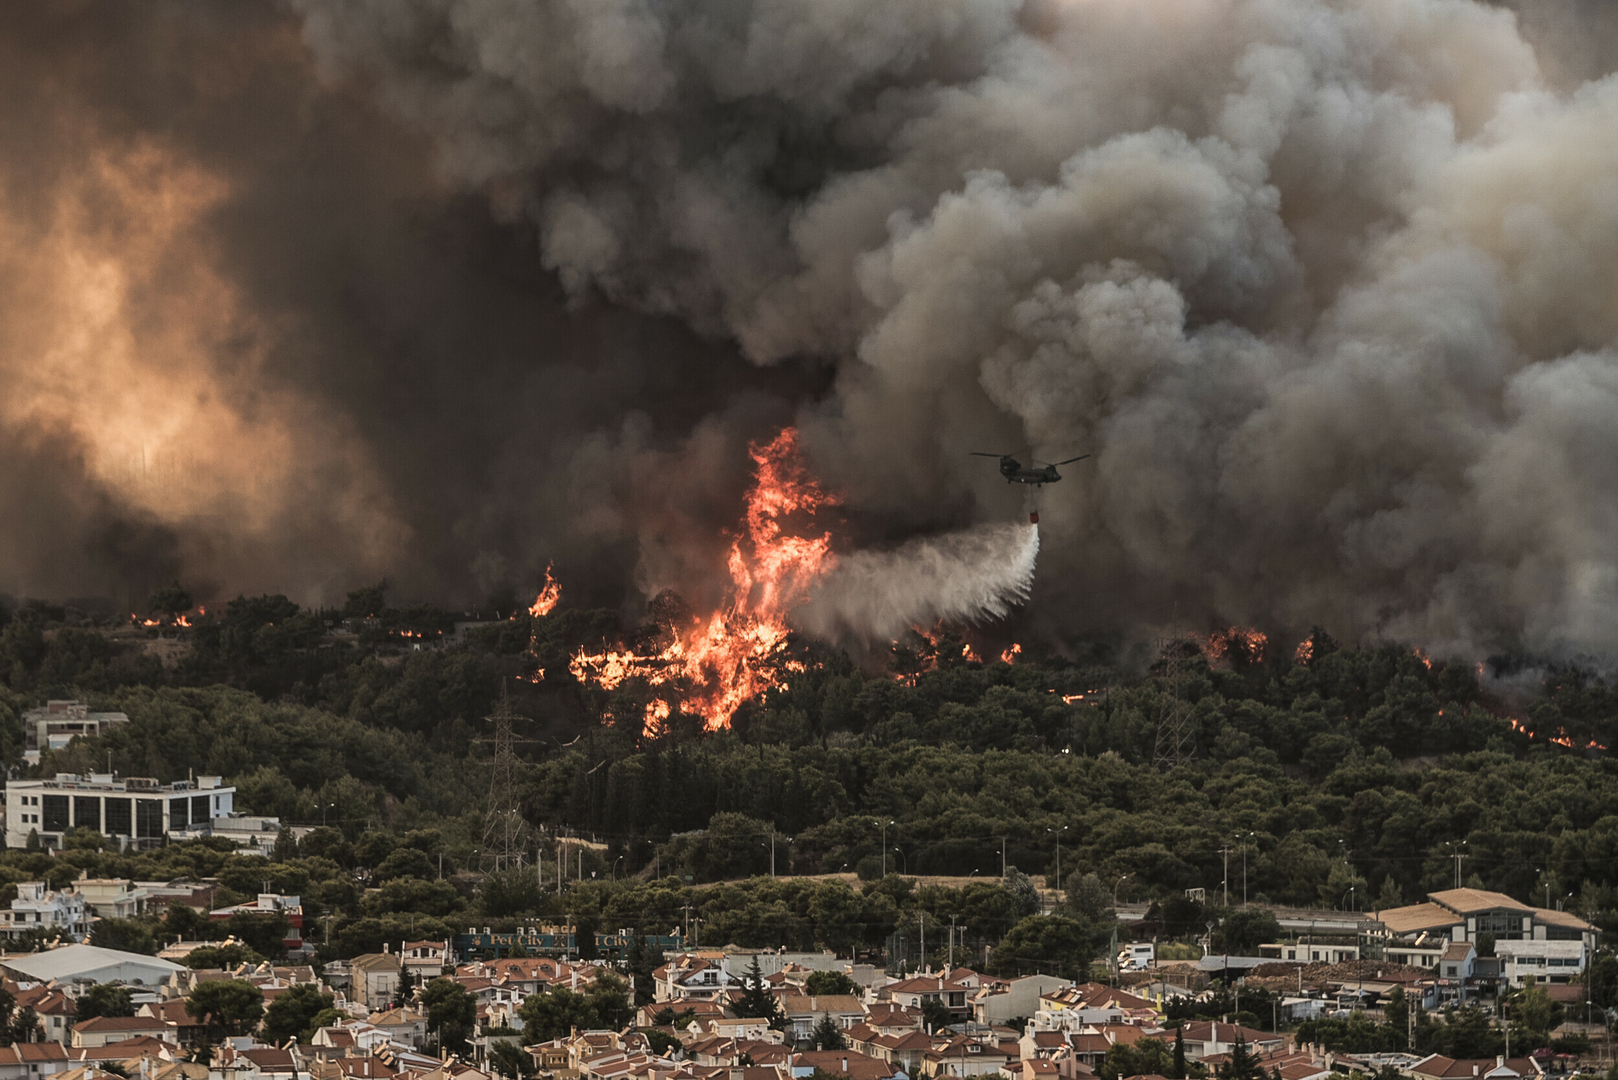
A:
[[0, 882, 86, 941], [5, 774, 235, 851], [1494, 939, 1587, 986]]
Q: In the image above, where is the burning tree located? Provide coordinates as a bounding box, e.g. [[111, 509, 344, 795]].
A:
[[567, 428, 838, 730]]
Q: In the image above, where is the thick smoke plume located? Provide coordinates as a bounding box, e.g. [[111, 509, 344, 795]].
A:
[[800, 523, 1039, 641], [8, 1, 1618, 658]]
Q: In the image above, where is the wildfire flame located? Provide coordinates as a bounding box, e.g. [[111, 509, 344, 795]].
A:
[[1507, 715, 1608, 751], [1203, 627, 1268, 665], [1001, 643, 1022, 664], [566, 428, 838, 730], [530, 564, 562, 618], [1294, 638, 1314, 665]]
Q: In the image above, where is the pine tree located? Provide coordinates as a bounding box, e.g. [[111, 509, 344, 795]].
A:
[[812, 1014, 846, 1050], [1217, 1035, 1262, 1080], [737, 956, 783, 1029]]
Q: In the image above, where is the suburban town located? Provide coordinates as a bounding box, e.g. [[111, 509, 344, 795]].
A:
[[0, 852, 1601, 1080]]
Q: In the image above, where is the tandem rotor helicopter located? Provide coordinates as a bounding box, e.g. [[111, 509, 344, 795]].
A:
[[971, 451, 1090, 486], [971, 450, 1091, 523]]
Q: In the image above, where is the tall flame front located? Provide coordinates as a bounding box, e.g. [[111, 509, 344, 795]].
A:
[[566, 428, 837, 730]]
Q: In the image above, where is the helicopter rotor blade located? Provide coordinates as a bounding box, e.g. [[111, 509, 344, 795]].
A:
[[970, 452, 1014, 458], [1051, 455, 1091, 466]]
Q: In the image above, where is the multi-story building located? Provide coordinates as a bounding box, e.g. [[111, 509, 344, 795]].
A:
[[1493, 939, 1588, 986], [0, 882, 87, 941], [20, 701, 129, 765], [1378, 888, 1599, 959], [73, 876, 150, 919], [5, 773, 235, 851]]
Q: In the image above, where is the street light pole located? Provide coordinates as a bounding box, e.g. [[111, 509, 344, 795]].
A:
[[1048, 826, 1068, 906], [1114, 873, 1132, 908], [1242, 831, 1254, 907]]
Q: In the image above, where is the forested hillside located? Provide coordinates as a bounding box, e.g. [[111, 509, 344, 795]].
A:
[[2, 591, 1618, 972]]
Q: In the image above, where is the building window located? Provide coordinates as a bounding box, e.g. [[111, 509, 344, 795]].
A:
[[73, 797, 100, 832], [169, 798, 189, 829], [136, 799, 163, 839], [105, 798, 132, 836], [42, 796, 69, 832]]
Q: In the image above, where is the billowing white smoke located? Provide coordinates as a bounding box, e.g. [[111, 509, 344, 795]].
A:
[[798, 523, 1039, 640], [292, 0, 1618, 655]]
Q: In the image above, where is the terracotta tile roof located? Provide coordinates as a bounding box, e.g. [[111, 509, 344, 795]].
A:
[[72, 1015, 169, 1033], [1377, 903, 1463, 936], [240, 1048, 297, 1072], [790, 1051, 895, 1080], [1178, 1021, 1278, 1044], [1531, 907, 1595, 931], [1410, 1056, 1538, 1078], [0, 1042, 72, 1065], [1427, 890, 1534, 916], [779, 995, 864, 1015]]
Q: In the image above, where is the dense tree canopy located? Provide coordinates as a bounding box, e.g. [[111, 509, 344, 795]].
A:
[[4, 590, 1618, 978]]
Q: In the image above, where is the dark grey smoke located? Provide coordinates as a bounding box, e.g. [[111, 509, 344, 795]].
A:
[[6, 0, 1618, 657], [0, 2, 820, 612]]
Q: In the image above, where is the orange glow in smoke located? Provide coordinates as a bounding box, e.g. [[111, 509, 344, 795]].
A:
[[567, 429, 838, 730], [529, 565, 562, 618]]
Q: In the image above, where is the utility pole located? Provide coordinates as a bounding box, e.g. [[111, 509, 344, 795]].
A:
[[1448, 841, 1467, 887], [770, 831, 776, 877], [1242, 832, 1253, 907], [1001, 836, 1007, 879], [1048, 826, 1067, 907], [920, 912, 926, 973], [1220, 845, 1231, 909], [949, 916, 960, 972]]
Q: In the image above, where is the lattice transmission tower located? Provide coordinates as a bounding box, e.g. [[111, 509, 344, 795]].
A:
[[1153, 635, 1196, 769], [479, 683, 532, 873]]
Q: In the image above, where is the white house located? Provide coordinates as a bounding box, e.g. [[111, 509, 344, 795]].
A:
[[73, 878, 149, 920], [973, 976, 1071, 1026], [0, 882, 87, 941]]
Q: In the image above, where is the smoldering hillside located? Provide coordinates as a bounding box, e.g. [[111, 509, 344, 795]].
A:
[[4, 0, 1618, 659]]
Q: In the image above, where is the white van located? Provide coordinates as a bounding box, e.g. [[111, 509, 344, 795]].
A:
[[1117, 943, 1155, 970]]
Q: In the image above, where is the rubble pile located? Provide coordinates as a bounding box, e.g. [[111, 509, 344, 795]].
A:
[[1244, 959, 1432, 992]]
